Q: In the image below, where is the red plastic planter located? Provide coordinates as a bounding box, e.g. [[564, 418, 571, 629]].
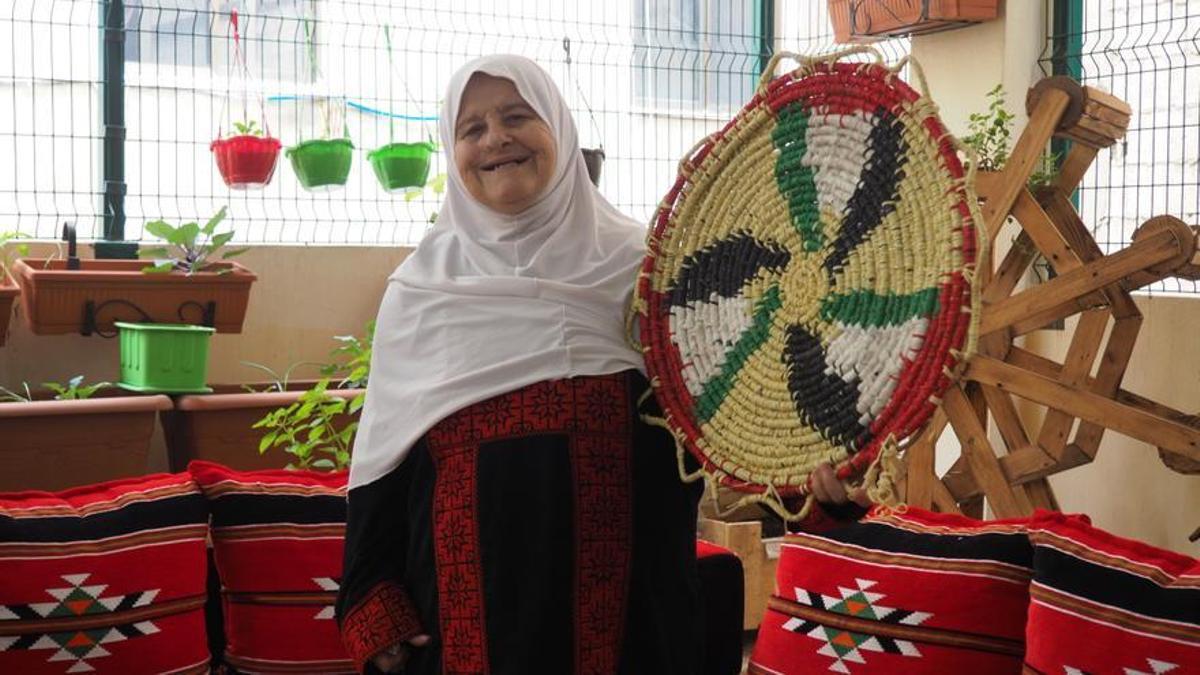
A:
[[211, 134, 282, 189]]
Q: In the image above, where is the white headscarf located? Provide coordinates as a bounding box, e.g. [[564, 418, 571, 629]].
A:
[[348, 54, 647, 489]]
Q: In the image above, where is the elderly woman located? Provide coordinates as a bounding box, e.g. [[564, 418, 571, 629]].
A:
[[335, 54, 864, 675]]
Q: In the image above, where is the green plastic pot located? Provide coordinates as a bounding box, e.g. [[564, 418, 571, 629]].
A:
[[116, 322, 215, 394], [286, 138, 354, 190], [368, 141, 434, 192]]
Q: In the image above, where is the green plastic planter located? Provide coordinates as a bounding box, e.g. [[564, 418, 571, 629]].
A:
[[286, 138, 354, 190], [116, 322, 215, 394], [368, 141, 434, 192]]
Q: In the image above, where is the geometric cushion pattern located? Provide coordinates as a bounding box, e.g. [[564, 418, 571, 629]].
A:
[[749, 506, 1035, 674], [188, 461, 353, 674], [0, 473, 211, 674], [1024, 511, 1200, 675]]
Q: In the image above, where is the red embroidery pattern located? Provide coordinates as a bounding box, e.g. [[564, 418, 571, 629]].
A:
[[340, 581, 423, 671], [572, 429, 633, 674], [425, 373, 635, 674]]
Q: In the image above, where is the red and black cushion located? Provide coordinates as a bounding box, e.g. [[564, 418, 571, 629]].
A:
[[750, 506, 1036, 674], [1024, 511, 1200, 674], [0, 473, 211, 674], [188, 460, 354, 674]]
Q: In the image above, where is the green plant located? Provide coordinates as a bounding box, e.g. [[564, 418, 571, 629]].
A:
[[321, 320, 374, 389], [139, 206, 250, 275], [254, 321, 375, 471], [253, 378, 358, 471], [232, 119, 264, 137], [403, 172, 447, 223], [239, 359, 325, 393], [0, 376, 110, 403], [963, 84, 1061, 189], [0, 231, 30, 282], [963, 84, 1015, 172], [1027, 150, 1063, 191]]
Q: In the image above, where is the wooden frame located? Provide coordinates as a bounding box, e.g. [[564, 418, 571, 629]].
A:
[[904, 76, 1200, 518]]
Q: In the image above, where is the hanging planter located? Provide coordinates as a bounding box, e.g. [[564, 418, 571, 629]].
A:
[[211, 133, 282, 189], [212, 10, 281, 189], [828, 0, 1002, 43], [116, 322, 215, 394], [287, 137, 355, 190], [581, 147, 605, 187], [368, 141, 434, 192]]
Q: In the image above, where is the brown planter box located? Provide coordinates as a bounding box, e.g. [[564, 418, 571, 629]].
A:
[[161, 383, 364, 472], [0, 394, 173, 491], [11, 258, 257, 335], [0, 271, 17, 346], [828, 0, 1001, 43]]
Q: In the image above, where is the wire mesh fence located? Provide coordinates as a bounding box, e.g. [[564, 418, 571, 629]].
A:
[[0, 0, 914, 248], [1043, 0, 1200, 294]]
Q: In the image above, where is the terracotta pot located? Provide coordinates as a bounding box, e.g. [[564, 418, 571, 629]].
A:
[[12, 258, 257, 335], [0, 270, 17, 346], [161, 383, 364, 471], [0, 393, 172, 491], [828, 0, 1001, 43]]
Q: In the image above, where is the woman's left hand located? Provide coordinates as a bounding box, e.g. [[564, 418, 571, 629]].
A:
[[811, 462, 872, 508]]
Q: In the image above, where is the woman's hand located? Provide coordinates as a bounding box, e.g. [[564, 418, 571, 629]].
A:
[[371, 634, 432, 673], [811, 462, 872, 508]]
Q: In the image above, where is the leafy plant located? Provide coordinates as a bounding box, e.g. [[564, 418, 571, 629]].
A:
[[254, 321, 375, 471], [253, 378, 358, 471], [321, 320, 374, 389], [962, 84, 1061, 189], [0, 231, 30, 282], [139, 206, 249, 275], [963, 84, 1015, 172], [232, 119, 264, 137], [239, 359, 325, 393], [0, 376, 110, 403], [403, 172, 448, 224]]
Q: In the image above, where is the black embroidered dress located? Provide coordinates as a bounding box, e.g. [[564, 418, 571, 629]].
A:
[[335, 370, 704, 674]]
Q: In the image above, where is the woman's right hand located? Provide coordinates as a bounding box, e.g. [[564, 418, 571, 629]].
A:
[[371, 634, 432, 673]]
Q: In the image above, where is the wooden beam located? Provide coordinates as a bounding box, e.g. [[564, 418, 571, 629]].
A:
[[1071, 314, 1142, 458], [1053, 144, 1100, 195], [965, 355, 1200, 461], [981, 228, 1184, 335], [901, 408, 946, 510], [942, 384, 1034, 518], [1036, 309, 1111, 459], [982, 88, 1072, 241]]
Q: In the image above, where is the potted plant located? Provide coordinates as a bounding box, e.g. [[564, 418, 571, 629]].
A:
[[159, 323, 372, 471], [116, 321, 215, 394], [0, 376, 172, 491], [12, 207, 257, 335], [211, 118, 283, 189], [211, 11, 281, 189], [581, 147, 605, 186], [367, 26, 434, 193], [0, 231, 27, 346], [828, 0, 1001, 43], [369, 140, 434, 192], [287, 21, 354, 191]]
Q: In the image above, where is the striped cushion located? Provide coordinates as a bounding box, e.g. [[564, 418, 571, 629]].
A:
[[1024, 511, 1200, 674], [0, 473, 211, 674], [749, 506, 1035, 674], [188, 460, 352, 674]]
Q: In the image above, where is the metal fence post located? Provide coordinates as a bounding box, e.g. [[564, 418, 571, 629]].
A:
[[97, 0, 137, 259]]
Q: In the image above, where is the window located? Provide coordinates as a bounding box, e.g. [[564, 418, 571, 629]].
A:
[[124, 0, 312, 83], [632, 0, 759, 112]]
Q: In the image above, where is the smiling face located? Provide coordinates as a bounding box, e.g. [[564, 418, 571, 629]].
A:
[[454, 73, 558, 215]]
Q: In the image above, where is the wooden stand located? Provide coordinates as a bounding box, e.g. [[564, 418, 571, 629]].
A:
[[904, 76, 1200, 518]]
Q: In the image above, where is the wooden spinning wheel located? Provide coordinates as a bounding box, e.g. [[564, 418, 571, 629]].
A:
[[903, 76, 1200, 519]]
